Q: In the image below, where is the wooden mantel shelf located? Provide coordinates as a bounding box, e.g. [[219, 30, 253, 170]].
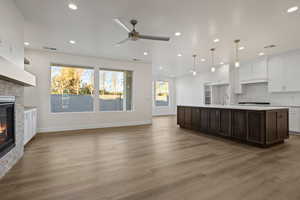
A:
[[0, 56, 36, 86]]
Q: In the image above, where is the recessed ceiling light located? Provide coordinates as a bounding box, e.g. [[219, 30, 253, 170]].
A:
[[287, 6, 298, 13], [68, 3, 78, 10], [174, 32, 181, 36], [24, 42, 30, 46], [259, 52, 265, 56], [177, 53, 182, 57], [239, 46, 245, 50], [220, 62, 224, 65], [211, 67, 216, 72], [69, 40, 76, 44], [144, 52, 148, 56], [213, 38, 220, 43], [201, 58, 206, 62]]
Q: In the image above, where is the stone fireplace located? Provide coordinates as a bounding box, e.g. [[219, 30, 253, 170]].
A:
[[0, 79, 24, 178]]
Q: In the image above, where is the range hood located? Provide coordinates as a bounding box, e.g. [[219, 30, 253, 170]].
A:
[[240, 79, 268, 85], [0, 56, 36, 86]]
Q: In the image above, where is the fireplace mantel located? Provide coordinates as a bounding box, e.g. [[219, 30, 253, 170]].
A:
[[0, 56, 36, 87]]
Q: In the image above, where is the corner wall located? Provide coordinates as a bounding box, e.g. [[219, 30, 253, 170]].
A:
[[24, 50, 153, 132]]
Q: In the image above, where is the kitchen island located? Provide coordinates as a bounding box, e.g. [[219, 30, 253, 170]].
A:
[[177, 105, 289, 147]]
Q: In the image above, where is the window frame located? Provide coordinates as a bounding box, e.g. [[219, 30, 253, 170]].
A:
[[98, 68, 134, 112], [49, 64, 135, 114], [49, 63, 96, 114], [154, 80, 170, 107]]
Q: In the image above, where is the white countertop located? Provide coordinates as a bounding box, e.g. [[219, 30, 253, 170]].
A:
[[178, 104, 289, 111], [24, 106, 37, 112]]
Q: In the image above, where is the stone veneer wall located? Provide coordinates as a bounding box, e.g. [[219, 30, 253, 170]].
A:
[[0, 79, 24, 178]]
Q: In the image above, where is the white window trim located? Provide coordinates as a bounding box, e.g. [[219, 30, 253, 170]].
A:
[[49, 64, 96, 114], [49, 64, 135, 114], [154, 80, 171, 108], [98, 68, 134, 112]]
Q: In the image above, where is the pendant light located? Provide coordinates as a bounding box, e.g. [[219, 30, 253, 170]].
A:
[[191, 54, 197, 76], [210, 48, 216, 72], [234, 39, 240, 68]]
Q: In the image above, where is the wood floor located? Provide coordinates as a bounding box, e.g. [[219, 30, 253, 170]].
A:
[[1, 116, 300, 200]]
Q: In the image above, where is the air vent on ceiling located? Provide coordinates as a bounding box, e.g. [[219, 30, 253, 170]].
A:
[[264, 44, 277, 49], [43, 46, 57, 51]]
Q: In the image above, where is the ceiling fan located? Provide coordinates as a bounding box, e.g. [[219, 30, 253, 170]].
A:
[[114, 18, 170, 45]]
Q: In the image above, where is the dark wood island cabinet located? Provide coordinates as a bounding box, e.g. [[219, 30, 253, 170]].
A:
[[177, 105, 289, 147]]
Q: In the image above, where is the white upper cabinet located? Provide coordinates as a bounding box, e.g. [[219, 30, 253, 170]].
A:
[[252, 58, 268, 80], [234, 68, 242, 94], [284, 52, 300, 92], [208, 64, 230, 85], [268, 50, 300, 92], [268, 56, 285, 92], [239, 62, 252, 82], [239, 58, 267, 83]]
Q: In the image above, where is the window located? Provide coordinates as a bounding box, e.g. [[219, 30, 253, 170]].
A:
[[99, 69, 133, 111], [50, 65, 94, 112], [155, 81, 169, 106]]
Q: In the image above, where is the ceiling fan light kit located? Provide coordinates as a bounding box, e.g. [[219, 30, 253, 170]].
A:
[[114, 18, 278, 75], [114, 18, 170, 45]]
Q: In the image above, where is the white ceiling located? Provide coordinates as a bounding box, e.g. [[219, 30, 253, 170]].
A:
[[15, 0, 300, 77]]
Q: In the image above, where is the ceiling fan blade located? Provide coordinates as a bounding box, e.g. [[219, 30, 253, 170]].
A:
[[138, 34, 170, 41], [114, 18, 131, 33], [116, 38, 129, 45]]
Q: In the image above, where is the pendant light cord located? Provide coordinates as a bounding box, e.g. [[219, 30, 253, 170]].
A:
[[235, 39, 240, 64], [192, 55, 196, 71], [210, 48, 215, 67]]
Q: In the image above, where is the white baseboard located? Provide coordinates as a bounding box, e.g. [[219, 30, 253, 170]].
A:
[[37, 120, 152, 133]]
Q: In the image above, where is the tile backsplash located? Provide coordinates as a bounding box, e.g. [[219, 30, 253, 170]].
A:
[[237, 82, 300, 106]]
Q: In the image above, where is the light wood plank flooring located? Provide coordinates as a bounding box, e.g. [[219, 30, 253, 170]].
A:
[[1, 116, 300, 200]]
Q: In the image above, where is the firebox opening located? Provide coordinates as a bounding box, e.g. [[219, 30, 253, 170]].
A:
[[0, 96, 15, 159]]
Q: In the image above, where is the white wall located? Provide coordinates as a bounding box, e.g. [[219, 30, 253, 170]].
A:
[[152, 75, 176, 116], [176, 64, 232, 106], [176, 72, 214, 106], [0, 0, 24, 68], [24, 50, 152, 132]]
